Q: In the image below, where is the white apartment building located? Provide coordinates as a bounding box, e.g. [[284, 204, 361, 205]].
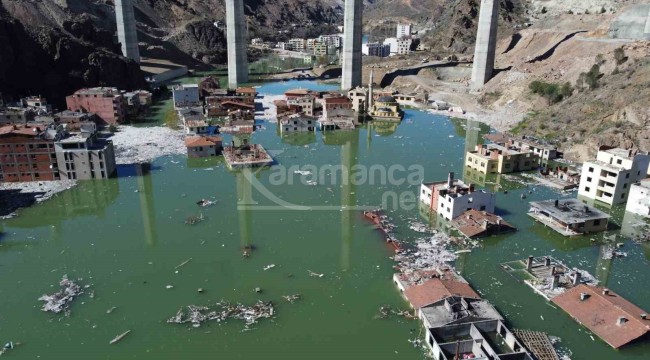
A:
[[397, 24, 412, 38], [280, 114, 316, 134], [625, 178, 650, 217], [578, 148, 650, 205], [172, 84, 200, 109], [420, 172, 496, 221], [383, 37, 413, 55], [288, 38, 307, 52], [318, 34, 342, 47]]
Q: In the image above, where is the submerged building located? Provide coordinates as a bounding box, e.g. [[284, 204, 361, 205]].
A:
[[528, 199, 610, 236], [625, 178, 650, 217], [465, 143, 539, 174], [577, 147, 650, 206], [420, 172, 495, 221]]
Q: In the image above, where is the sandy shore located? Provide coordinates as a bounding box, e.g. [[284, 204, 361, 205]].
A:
[[0, 180, 77, 219], [110, 125, 186, 164]]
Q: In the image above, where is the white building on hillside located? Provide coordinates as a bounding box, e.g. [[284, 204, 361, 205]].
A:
[[383, 37, 413, 55], [578, 148, 650, 205], [397, 24, 412, 38], [420, 172, 496, 221], [625, 178, 650, 217]]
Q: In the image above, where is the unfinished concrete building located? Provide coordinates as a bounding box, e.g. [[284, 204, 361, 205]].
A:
[[341, 0, 363, 90], [115, 0, 140, 63], [226, 0, 249, 88], [471, 0, 499, 88]]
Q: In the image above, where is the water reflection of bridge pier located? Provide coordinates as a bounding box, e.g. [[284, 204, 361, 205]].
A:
[[134, 163, 157, 247]]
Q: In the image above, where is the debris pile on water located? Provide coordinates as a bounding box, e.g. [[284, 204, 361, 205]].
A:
[[601, 244, 627, 260], [373, 305, 414, 320], [167, 300, 274, 328], [282, 294, 301, 303], [393, 232, 458, 274], [38, 275, 85, 314]]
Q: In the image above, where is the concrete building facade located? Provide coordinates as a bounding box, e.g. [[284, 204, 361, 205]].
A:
[[578, 148, 650, 206], [341, 0, 363, 90], [172, 84, 200, 109], [397, 23, 412, 38], [115, 0, 140, 63], [54, 130, 116, 180], [280, 114, 316, 134], [471, 0, 499, 88], [226, 0, 249, 88], [528, 199, 611, 236], [420, 173, 496, 221], [362, 42, 391, 57], [465, 143, 539, 174], [625, 178, 650, 217], [65, 88, 128, 125], [0, 124, 61, 182]]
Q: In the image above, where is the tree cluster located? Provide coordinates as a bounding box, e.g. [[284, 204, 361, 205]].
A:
[[529, 80, 573, 105]]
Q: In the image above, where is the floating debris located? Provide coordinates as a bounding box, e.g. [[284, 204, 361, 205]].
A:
[[167, 300, 274, 328], [282, 294, 301, 303], [374, 305, 392, 319], [175, 258, 193, 270], [38, 275, 84, 314], [293, 170, 312, 176], [109, 330, 131, 345], [165, 285, 174, 290], [106, 307, 117, 314], [255, 287, 263, 293], [0, 341, 16, 356], [307, 270, 324, 278], [185, 213, 205, 225], [196, 199, 216, 207], [263, 264, 275, 271]]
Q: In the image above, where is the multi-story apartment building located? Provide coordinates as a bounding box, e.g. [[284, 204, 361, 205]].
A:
[[65, 88, 128, 125], [383, 37, 413, 55], [465, 143, 539, 174], [172, 84, 200, 109], [0, 123, 62, 182], [362, 42, 391, 57], [318, 34, 342, 47], [578, 147, 650, 205], [397, 23, 412, 38], [54, 124, 116, 180], [288, 38, 307, 52], [419, 172, 495, 221]]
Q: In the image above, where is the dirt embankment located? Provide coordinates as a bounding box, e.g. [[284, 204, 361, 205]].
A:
[[378, 2, 649, 160]]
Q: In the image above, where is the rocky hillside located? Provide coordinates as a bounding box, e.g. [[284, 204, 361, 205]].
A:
[[364, 0, 528, 54], [0, 1, 146, 109], [0, 0, 343, 106]]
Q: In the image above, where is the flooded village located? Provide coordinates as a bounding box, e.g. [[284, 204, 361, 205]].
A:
[[1, 2, 650, 360]]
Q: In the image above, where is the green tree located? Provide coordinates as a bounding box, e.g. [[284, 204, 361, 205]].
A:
[[585, 64, 602, 90]]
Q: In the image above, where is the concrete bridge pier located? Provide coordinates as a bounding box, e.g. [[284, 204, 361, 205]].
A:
[[341, 0, 363, 90], [471, 0, 499, 88], [115, 0, 140, 63], [226, 0, 249, 88]]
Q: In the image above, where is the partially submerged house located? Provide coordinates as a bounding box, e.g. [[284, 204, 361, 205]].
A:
[[528, 199, 610, 236], [420, 172, 496, 221], [279, 113, 316, 134], [465, 143, 539, 174], [551, 284, 650, 349], [185, 136, 223, 158], [451, 210, 516, 238]]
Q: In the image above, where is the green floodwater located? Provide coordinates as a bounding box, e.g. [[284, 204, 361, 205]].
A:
[[1, 80, 649, 359]]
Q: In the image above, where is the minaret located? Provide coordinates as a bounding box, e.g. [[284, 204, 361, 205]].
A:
[[367, 69, 374, 112], [226, 0, 249, 89], [341, 0, 363, 90], [115, 0, 140, 63], [471, 0, 499, 88]]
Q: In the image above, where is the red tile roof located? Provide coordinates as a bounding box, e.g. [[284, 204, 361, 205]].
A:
[[451, 209, 516, 238], [551, 284, 650, 348], [185, 136, 222, 147], [404, 278, 480, 309]]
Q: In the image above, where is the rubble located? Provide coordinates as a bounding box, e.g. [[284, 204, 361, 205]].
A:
[[0, 180, 77, 219], [110, 125, 186, 165], [393, 232, 458, 275], [37, 275, 85, 314], [167, 300, 275, 328]]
